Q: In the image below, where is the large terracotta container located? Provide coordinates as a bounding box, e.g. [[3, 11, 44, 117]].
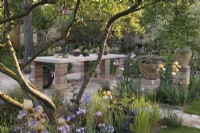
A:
[[136, 55, 164, 80]]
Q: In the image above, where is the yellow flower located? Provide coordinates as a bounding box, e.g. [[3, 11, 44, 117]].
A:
[[174, 61, 179, 66], [23, 99, 33, 110], [157, 64, 166, 72], [103, 91, 111, 96], [158, 64, 164, 69], [173, 61, 181, 68]]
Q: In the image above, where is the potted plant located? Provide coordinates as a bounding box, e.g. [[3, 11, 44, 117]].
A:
[[174, 46, 192, 67], [82, 49, 90, 57], [53, 46, 62, 58], [136, 55, 164, 80], [96, 46, 110, 55], [73, 48, 81, 56], [61, 46, 70, 58]]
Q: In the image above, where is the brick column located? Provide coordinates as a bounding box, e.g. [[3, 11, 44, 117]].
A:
[[83, 61, 89, 80], [172, 66, 190, 88], [30, 62, 43, 89], [116, 58, 124, 78], [100, 59, 110, 79], [140, 78, 160, 95], [55, 63, 68, 90]]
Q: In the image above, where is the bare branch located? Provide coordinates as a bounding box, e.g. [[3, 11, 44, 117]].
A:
[[0, 90, 24, 109], [76, 0, 164, 102], [0, 63, 40, 91], [5, 33, 56, 120], [21, 0, 81, 70]]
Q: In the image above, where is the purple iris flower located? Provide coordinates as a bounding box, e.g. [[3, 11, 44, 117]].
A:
[[95, 111, 102, 116], [59, 125, 70, 133], [98, 123, 105, 128], [105, 126, 114, 133], [76, 127, 84, 133], [33, 101, 40, 106], [76, 107, 86, 115], [29, 118, 37, 127], [66, 115, 72, 121], [82, 94, 91, 104]]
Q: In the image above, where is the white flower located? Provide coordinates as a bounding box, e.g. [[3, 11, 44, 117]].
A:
[[130, 52, 136, 59], [102, 95, 109, 100], [23, 99, 33, 110], [58, 117, 66, 124], [119, 66, 124, 71], [171, 72, 177, 76]]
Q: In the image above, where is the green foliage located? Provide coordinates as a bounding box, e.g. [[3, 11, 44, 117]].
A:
[[184, 99, 200, 115], [174, 46, 191, 55], [0, 115, 15, 133], [123, 57, 140, 78], [142, 1, 200, 58], [115, 76, 140, 98], [131, 98, 160, 133], [156, 84, 196, 106], [134, 109, 150, 133], [101, 81, 110, 91], [49, 91, 64, 108], [160, 126, 200, 133]]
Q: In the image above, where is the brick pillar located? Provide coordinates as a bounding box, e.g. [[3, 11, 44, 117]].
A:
[[100, 59, 110, 79], [30, 62, 43, 89], [55, 64, 68, 90], [172, 66, 190, 88], [116, 58, 124, 78], [140, 78, 160, 95]]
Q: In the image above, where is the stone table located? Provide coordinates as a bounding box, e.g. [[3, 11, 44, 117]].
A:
[[30, 54, 126, 90]]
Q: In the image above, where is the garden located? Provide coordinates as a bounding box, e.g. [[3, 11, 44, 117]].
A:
[[0, 0, 200, 133]]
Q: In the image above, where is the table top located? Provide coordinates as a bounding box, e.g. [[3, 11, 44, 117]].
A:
[[34, 54, 126, 64]]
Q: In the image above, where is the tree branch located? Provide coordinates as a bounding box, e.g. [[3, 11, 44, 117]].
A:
[[5, 33, 56, 120], [76, 0, 143, 102], [0, 90, 24, 109], [0, 63, 40, 91], [76, 0, 165, 102], [0, 1, 50, 24], [21, 0, 81, 70]]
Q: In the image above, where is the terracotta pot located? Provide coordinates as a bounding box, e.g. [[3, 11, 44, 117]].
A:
[[139, 63, 160, 80], [82, 52, 90, 57], [175, 51, 192, 67]]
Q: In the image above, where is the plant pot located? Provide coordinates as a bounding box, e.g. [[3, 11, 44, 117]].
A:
[[104, 51, 108, 55], [175, 51, 192, 67], [136, 55, 164, 80], [82, 52, 90, 57], [54, 53, 59, 58], [43, 67, 54, 89], [73, 51, 81, 56], [139, 63, 160, 80]]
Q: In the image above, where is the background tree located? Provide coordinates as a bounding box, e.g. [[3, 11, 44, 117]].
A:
[[0, 0, 168, 122]]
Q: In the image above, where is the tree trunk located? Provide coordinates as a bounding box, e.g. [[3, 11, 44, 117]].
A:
[[24, 0, 34, 63], [10, 22, 20, 50], [36, 30, 46, 52]]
